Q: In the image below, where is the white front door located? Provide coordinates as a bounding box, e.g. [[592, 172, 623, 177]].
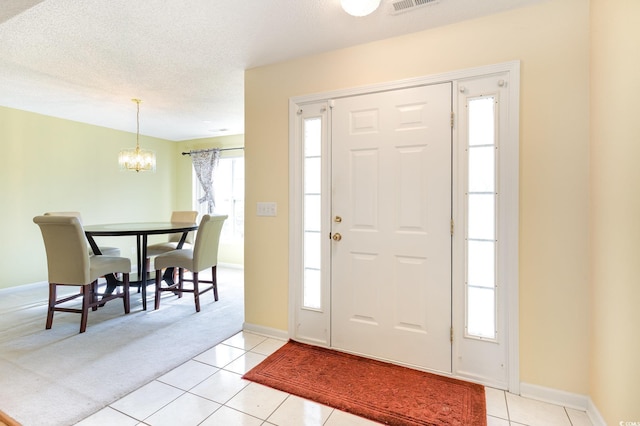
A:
[[330, 83, 453, 373]]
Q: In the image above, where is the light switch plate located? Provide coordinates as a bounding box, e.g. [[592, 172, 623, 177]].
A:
[[257, 202, 277, 217]]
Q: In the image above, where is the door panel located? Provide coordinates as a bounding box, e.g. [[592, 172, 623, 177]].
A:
[[331, 83, 453, 372]]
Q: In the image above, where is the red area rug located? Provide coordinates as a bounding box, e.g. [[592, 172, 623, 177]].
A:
[[243, 340, 486, 425]]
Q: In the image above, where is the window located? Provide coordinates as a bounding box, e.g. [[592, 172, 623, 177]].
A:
[[193, 156, 244, 242], [290, 101, 330, 344], [465, 96, 497, 340], [303, 117, 322, 309]]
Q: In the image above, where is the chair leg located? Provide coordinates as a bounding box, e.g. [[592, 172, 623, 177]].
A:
[[178, 268, 184, 299], [212, 265, 218, 301], [154, 270, 162, 310], [145, 258, 150, 286], [91, 281, 99, 311], [79, 284, 91, 333], [193, 271, 200, 312], [141, 277, 147, 311], [123, 273, 131, 314], [46, 283, 56, 329]]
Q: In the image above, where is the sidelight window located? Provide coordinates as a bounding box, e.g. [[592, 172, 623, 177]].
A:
[[303, 117, 322, 309], [466, 96, 497, 340]]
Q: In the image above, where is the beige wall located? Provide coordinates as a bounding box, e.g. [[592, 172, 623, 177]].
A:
[[1, 107, 179, 288], [178, 134, 245, 266], [590, 0, 640, 424], [245, 0, 591, 397]]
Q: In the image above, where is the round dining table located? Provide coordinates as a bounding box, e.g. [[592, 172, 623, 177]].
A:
[[84, 222, 199, 310]]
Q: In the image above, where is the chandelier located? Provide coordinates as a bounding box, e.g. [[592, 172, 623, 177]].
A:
[[118, 99, 156, 172], [341, 0, 381, 16]]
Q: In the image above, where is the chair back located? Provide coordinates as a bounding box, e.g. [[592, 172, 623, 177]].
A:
[[168, 211, 199, 244], [33, 215, 91, 285], [44, 211, 84, 224], [192, 214, 227, 272]]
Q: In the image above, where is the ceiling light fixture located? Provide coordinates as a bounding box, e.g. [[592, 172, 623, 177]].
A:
[[341, 0, 381, 16], [118, 99, 156, 173]]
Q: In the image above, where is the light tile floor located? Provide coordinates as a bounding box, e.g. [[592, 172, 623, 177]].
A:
[[76, 331, 593, 426]]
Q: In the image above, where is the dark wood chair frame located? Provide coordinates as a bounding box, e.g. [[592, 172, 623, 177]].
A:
[[154, 265, 218, 312], [47, 277, 130, 333]]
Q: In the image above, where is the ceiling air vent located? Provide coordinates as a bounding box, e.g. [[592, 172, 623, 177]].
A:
[[389, 0, 440, 15]]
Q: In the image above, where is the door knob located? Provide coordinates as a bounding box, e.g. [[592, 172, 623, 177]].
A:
[[332, 233, 342, 241]]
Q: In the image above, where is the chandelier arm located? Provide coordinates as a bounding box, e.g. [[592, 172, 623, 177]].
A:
[[135, 99, 141, 150]]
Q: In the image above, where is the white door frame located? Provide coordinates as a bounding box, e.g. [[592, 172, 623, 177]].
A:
[[288, 61, 520, 393]]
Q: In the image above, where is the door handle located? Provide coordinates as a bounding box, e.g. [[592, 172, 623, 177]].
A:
[[332, 233, 342, 241]]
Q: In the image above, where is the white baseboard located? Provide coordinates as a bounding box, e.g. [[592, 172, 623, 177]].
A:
[[242, 322, 289, 341], [218, 262, 244, 270], [520, 382, 588, 410], [0, 280, 47, 294], [520, 382, 606, 426], [586, 397, 607, 426]]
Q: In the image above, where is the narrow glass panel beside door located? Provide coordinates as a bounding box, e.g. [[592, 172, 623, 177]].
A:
[[466, 96, 497, 340], [303, 118, 322, 310]]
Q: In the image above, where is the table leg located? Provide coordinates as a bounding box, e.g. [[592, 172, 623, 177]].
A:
[[86, 234, 101, 256], [140, 234, 149, 310], [86, 233, 118, 301], [136, 235, 143, 284]]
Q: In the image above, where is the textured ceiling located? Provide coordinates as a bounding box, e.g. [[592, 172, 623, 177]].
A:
[[0, 0, 543, 141]]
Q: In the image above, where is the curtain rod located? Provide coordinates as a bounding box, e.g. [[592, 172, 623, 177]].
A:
[[181, 147, 244, 156]]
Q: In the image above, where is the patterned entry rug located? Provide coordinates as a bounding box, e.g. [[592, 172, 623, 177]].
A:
[[243, 340, 486, 425]]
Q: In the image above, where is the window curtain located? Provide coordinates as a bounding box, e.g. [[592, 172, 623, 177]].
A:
[[190, 149, 220, 214]]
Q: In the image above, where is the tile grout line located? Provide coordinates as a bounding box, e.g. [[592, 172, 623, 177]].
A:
[[503, 389, 512, 423]]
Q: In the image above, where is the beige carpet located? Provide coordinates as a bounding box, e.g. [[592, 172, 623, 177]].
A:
[[0, 267, 244, 426]]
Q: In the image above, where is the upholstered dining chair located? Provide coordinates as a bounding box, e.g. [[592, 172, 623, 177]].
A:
[[145, 210, 198, 283], [44, 211, 120, 257], [146, 210, 199, 257], [33, 215, 131, 333], [153, 214, 227, 312]]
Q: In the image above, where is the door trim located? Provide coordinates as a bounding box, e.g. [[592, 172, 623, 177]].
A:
[[288, 61, 520, 393]]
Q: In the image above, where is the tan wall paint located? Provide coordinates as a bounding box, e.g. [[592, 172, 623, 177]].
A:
[[178, 134, 245, 265], [1, 107, 177, 288], [590, 0, 640, 424], [245, 0, 591, 395]]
